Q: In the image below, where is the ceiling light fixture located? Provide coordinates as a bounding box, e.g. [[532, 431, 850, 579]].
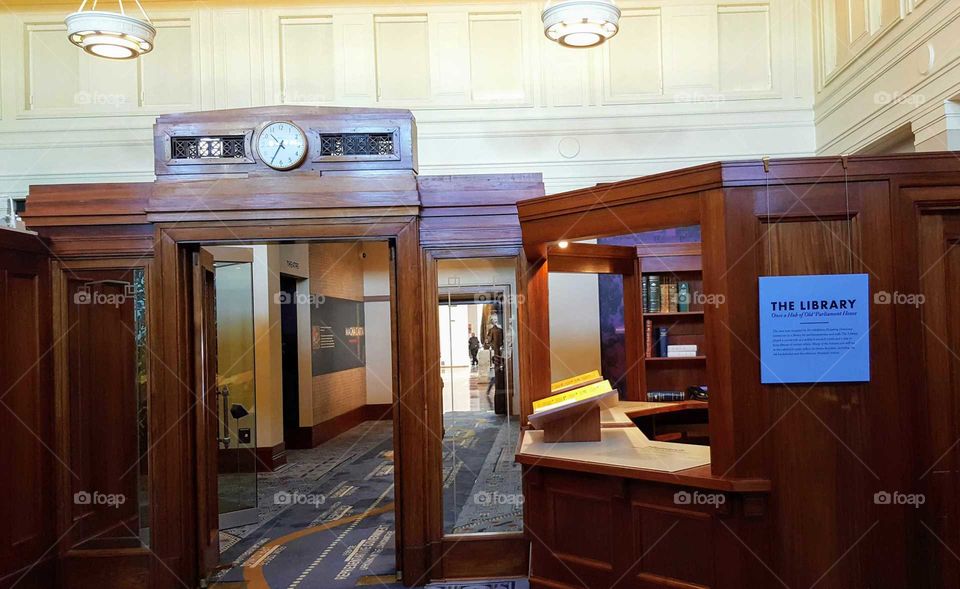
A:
[[557, 240, 570, 249], [542, 0, 621, 48], [66, 0, 156, 60]]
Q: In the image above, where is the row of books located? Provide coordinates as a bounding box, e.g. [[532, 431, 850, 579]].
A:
[[644, 321, 700, 358], [642, 275, 691, 313]]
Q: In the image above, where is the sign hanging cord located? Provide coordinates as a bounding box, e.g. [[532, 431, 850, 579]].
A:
[[763, 156, 772, 276], [841, 155, 854, 274]]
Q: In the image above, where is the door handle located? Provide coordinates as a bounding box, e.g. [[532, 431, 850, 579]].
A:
[[217, 385, 231, 449]]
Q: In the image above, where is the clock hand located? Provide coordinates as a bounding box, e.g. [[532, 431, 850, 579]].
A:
[[271, 143, 283, 164]]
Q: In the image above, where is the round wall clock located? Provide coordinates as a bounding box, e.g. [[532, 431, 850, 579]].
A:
[[256, 121, 308, 170]]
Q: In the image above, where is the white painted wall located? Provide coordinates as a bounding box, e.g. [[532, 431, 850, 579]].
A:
[[362, 242, 394, 406], [548, 272, 602, 382], [813, 0, 960, 153], [249, 245, 284, 449], [0, 0, 815, 199]]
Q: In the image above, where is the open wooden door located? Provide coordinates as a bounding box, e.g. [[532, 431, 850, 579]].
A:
[[0, 229, 55, 589], [192, 248, 220, 578]]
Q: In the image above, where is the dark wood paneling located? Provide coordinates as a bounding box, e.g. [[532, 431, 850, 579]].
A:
[[149, 233, 191, 588], [521, 258, 552, 412], [519, 193, 702, 262], [216, 443, 286, 473], [148, 171, 421, 212], [393, 220, 431, 585], [259, 443, 287, 471], [517, 163, 722, 223], [525, 466, 769, 589], [418, 173, 544, 250], [22, 184, 151, 226], [419, 214, 523, 248], [547, 243, 637, 275], [193, 248, 221, 575], [748, 182, 904, 589], [437, 535, 528, 580], [0, 230, 54, 589], [59, 550, 150, 589], [63, 270, 141, 550], [417, 173, 544, 207], [914, 208, 960, 588]]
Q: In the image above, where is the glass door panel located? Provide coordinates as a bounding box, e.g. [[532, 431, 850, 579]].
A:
[[214, 261, 258, 529], [437, 258, 522, 535]]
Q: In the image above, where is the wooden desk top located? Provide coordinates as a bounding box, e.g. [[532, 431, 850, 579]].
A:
[[599, 405, 635, 427], [517, 415, 770, 493], [619, 400, 709, 418]]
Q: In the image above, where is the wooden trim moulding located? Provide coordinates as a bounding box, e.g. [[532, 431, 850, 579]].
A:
[[287, 404, 394, 450]]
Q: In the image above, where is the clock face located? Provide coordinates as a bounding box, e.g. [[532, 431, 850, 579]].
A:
[[257, 121, 308, 170]]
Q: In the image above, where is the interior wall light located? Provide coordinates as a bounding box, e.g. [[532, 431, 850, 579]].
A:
[[66, 0, 156, 60], [558, 240, 570, 249], [542, 0, 621, 48]]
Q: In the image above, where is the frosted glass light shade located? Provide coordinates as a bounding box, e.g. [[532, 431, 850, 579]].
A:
[[542, 0, 621, 48], [66, 10, 155, 60]]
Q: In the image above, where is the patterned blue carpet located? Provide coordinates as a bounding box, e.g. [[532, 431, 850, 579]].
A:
[[215, 433, 396, 587], [211, 419, 526, 589]]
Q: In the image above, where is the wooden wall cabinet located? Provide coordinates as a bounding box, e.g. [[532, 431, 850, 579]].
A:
[[0, 230, 55, 589]]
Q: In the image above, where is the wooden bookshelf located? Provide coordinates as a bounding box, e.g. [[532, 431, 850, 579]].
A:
[[643, 311, 704, 318], [639, 242, 708, 401]]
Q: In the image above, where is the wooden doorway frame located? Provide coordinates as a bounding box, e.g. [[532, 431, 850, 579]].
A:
[[421, 247, 531, 580], [150, 218, 434, 587]]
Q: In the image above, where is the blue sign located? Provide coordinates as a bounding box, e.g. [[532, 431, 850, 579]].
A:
[[758, 274, 870, 384]]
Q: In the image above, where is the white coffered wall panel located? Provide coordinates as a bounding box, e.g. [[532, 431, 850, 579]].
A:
[[375, 15, 432, 102], [602, 8, 663, 102], [0, 0, 815, 199], [718, 5, 773, 93], [279, 16, 336, 104], [814, 0, 960, 152]]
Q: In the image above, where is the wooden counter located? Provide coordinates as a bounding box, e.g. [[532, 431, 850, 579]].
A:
[[517, 427, 769, 493], [519, 409, 773, 589], [598, 405, 634, 427], [619, 399, 709, 418]]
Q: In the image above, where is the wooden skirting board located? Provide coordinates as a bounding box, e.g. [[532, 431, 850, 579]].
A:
[[218, 442, 287, 472], [286, 403, 394, 450]]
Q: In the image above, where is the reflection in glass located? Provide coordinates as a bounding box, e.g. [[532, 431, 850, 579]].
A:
[[133, 269, 149, 546], [438, 258, 523, 535], [214, 261, 258, 528]]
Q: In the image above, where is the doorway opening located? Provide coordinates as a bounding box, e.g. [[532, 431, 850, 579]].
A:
[[198, 240, 401, 589], [280, 274, 302, 449], [436, 257, 524, 536]]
